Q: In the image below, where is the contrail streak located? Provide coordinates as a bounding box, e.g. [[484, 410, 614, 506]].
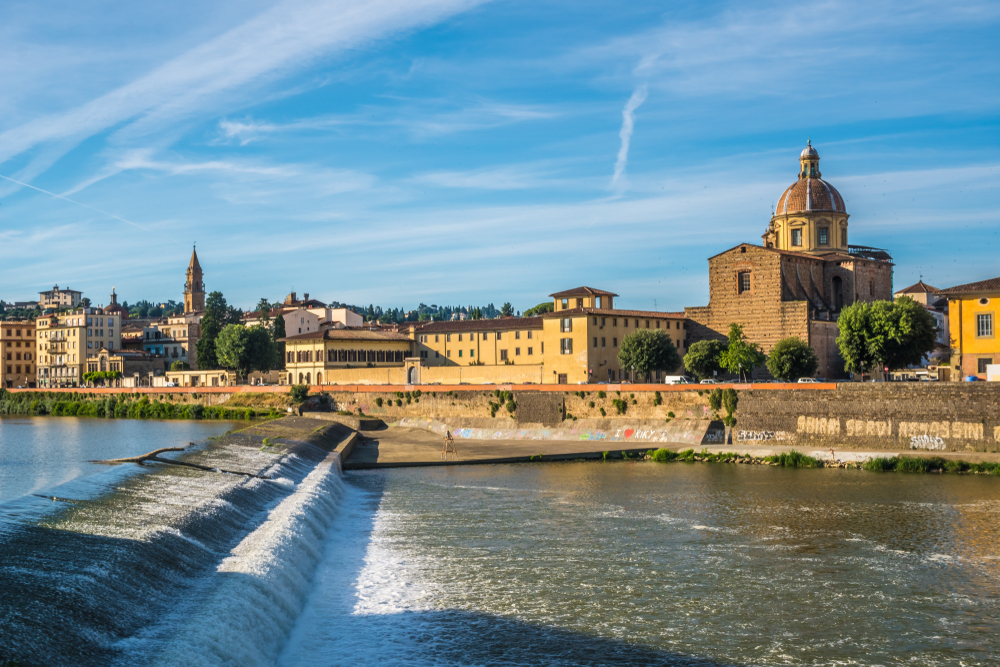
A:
[[0, 173, 147, 230], [612, 84, 648, 189]]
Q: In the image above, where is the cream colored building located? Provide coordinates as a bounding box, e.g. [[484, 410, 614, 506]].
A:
[[282, 328, 412, 385], [281, 286, 688, 385], [38, 285, 83, 310], [36, 308, 122, 387], [1, 320, 37, 388]]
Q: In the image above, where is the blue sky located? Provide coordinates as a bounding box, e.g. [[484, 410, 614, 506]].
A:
[[1, 0, 998, 314]]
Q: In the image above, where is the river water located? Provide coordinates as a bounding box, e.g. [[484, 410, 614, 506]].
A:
[[2, 420, 1000, 666]]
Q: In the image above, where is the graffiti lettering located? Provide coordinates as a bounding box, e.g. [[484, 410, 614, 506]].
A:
[[738, 430, 775, 441], [796, 416, 841, 435], [910, 435, 946, 451], [703, 430, 725, 443]]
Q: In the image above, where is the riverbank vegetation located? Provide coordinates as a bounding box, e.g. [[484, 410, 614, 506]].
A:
[[644, 447, 1000, 474], [0, 389, 281, 421]]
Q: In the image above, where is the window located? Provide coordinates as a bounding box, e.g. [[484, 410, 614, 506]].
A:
[[515, 348, 521, 356], [483, 333, 489, 340], [435, 335, 439, 342], [978, 358, 991, 373], [738, 271, 751, 294], [818, 227, 829, 245], [601, 337, 606, 347], [624, 319, 628, 328], [561, 318, 572, 333], [447, 334, 452, 342], [515, 331, 520, 339], [977, 313, 994, 338], [527, 331, 532, 339], [435, 351, 439, 358], [447, 350, 451, 358], [560, 338, 572, 354], [500, 349, 508, 361], [655, 320, 660, 328], [601, 318, 606, 326], [792, 228, 803, 246], [541, 342, 544, 354], [470, 349, 474, 357], [593, 337, 598, 348], [527, 347, 533, 355], [869, 281, 874, 296], [613, 318, 617, 326], [634, 319, 639, 328], [576, 298, 584, 308], [613, 337, 618, 347], [561, 298, 568, 309], [645, 320, 649, 328], [841, 228, 847, 246], [459, 350, 463, 357], [497, 332, 503, 340]]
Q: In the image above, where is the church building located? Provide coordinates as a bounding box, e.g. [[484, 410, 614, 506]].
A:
[[685, 142, 894, 379]]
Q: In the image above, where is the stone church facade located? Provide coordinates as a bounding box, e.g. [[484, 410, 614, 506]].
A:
[[685, 143, 894, 379]]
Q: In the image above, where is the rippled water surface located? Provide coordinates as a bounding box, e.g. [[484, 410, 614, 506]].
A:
[[0, 416, 235, 504], [4, 420, 1000, 666], [281, 463, 1000, 666]]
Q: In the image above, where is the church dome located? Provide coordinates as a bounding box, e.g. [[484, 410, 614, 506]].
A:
[[774, 141, 846, 215]]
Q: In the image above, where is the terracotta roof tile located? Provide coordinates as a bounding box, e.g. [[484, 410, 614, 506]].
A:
[[549, 286, 619, 298], [416, 317, 543, 333], [940, 276, 1000, 296], [280, 328, 411, 342], [896, 280, 940, 294], [541, 308, 685, 319]]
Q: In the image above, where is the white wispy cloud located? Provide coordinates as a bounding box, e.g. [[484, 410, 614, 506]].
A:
[[611, 84, 647, 189], [0, 0, 485, 169]]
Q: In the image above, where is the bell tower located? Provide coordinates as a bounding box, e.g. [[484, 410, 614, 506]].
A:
[[184, 246, 205, 313]]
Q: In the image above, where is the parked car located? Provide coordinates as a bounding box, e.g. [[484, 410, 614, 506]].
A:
[[699, 379, 718, 385], [164, 381, 178, 387], [663, 376, 691, 385], [797, 377, 819, 383]]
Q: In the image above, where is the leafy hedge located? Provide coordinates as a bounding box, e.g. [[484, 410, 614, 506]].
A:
[[0, 389, 280, 422]]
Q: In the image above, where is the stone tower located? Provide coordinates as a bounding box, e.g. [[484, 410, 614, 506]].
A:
[[184, 247, 205, 313], [762, 141, 850, 254]]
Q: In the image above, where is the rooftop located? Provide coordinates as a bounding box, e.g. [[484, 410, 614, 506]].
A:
[[549, 286, 619, 298], [541, 307, 685, 319], [939, 276, 1000, 296], [280, 328, 411, 342], [895, 280, 940, 295], [415, 317, 543, 333]]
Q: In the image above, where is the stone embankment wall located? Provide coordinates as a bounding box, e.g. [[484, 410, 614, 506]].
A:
[[734, 384, 1000, 452], [328, 387, 714, 424], [394, 417, 723, 447]]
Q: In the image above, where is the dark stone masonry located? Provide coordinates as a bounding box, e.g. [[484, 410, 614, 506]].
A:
[[734, 384, 1000, 452]]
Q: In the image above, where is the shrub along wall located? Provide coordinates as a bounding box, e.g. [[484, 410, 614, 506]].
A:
[[0, 389, 281, 422]]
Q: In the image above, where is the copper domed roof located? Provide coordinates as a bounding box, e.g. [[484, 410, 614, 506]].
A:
[[775, 177, 846, 215], [774, 141, 846, 215]]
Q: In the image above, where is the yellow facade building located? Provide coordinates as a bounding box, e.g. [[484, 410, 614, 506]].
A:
[[1, 320, 37, 388], [941, 276, 1000, 379], [36, 308, 122, 387], [281, 286, 688, 386]]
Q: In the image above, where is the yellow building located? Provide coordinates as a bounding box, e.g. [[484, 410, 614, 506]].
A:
[[36, 308, 122, 387], [1, 320, 37, 388], [941, 276, 1000, 379], [282, 328, 413, 385]]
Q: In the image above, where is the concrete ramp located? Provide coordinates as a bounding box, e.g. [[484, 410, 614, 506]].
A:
[[393, 416, 724, 447]]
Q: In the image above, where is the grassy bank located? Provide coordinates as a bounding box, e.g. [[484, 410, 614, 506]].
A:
[[0, 389, 282, 422], [644, 448, 1000, 475]]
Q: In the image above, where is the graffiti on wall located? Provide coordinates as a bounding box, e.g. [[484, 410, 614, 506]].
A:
[[797, 416, 841, 435], [899, 421, 983, 441], [910, 435, 946, 450], [737, 430, 791, 442]]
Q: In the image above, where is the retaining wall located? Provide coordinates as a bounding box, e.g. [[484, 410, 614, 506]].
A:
[[734, 383, 1000, 452]]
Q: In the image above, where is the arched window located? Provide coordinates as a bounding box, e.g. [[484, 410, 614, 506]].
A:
[[832, 276, 843, 310], [305, 372, 311, 384], [298, 373, 304, 383], [316, 372, 322, 384]]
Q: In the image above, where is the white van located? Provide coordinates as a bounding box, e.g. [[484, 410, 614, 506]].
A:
[[663, 376, 692, 385]]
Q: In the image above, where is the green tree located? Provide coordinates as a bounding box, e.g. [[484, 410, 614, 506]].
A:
[[765, 337, 819, 381], [836, 297, 937, 376], [718, 323, 767, 382], [618, 330, 682, 381], [683, 340, 727, 381], [216, 324, 276, 381], [523, 302, 554, 317], [255, 298, 273, 323], [170, 360, 191, 371], [80, 297, 92, 308], [273, 313, 286, 369], [196, 291, 230, 369], [501, 302, 514, 317]]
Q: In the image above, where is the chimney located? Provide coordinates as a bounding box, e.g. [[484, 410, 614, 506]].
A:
[[304, 293, 309, 301]]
